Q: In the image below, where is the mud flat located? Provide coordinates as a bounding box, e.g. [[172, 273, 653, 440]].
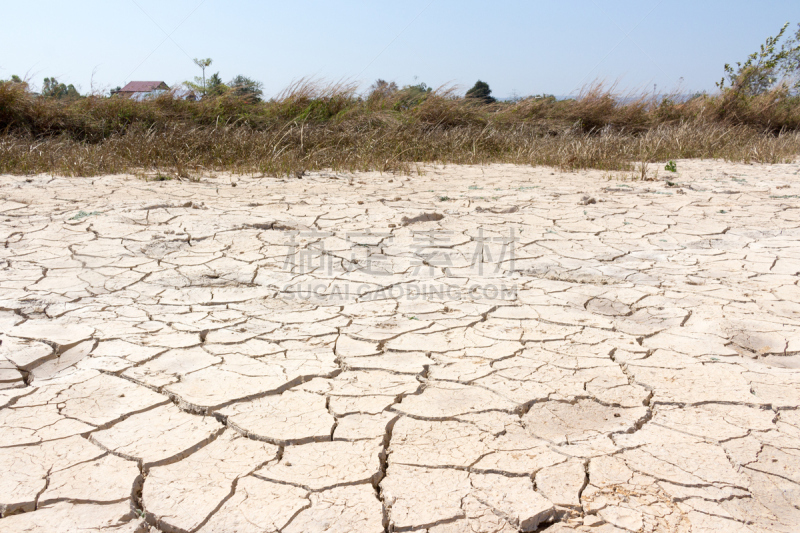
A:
[[1, 161, 799, 532]]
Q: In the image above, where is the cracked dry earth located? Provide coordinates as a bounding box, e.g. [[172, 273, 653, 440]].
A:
[[1, 161, 799, 533]]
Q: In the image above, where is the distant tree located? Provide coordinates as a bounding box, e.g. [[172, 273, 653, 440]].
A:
[[41, 77, 57, 96], [466, 80, 495, 103], [110, 86, 122, 96], [406, 82, 432, 94], [0, 74, 27, 91], [193, 57, 213, 95], [186, 70, 227, 98], [205, 72, 227, 96], [718, 22, 800, 95], [229, 75, 263, 101], [41, 77, 80, 99], [392, 81, 433, 110], [184, 78, 204, 96], [368, 79, 398, 98], [392, 81, 432, 110]]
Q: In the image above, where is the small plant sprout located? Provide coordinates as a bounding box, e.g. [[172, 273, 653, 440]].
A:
[[665, 161, 678, 173]]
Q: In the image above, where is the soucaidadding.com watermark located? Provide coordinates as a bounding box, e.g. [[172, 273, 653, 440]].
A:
[[282, 282, 517, 302], [278, 228, 518, 301]]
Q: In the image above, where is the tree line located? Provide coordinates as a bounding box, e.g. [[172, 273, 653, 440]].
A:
[[3, 22, 800, 102]]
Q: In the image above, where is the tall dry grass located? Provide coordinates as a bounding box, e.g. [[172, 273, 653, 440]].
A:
[[1, 80, 799, 177]]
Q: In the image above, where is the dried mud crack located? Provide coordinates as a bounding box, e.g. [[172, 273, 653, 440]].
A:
[[1, 161, 800, 532]]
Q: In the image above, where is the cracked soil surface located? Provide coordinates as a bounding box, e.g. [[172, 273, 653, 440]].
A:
[[1, 161, 799, 532]]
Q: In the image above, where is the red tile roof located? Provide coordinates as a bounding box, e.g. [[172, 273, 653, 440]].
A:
[[119, 81, 169, 93]]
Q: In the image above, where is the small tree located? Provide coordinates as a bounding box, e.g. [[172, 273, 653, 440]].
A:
[[205, 73, 227, 96], [718, 22, 800, 95], [229, 75, 263, 101], [394, 82, 432, 110], [193, 57, 213, 95], [185, 68, 226, 98], [466, 80, 495, 104]]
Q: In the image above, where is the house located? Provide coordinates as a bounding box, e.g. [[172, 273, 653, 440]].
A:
[[116, 81, 169, 100]]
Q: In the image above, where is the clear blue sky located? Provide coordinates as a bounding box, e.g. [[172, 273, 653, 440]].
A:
[[2, 1, 799, 98]]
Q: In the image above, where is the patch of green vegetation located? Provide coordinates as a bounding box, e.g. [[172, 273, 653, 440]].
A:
[[70, 210, 101, 220], [665, 161, 678, 173]]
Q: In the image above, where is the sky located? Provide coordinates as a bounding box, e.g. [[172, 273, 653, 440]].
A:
[[2, 1, 799, 99]]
